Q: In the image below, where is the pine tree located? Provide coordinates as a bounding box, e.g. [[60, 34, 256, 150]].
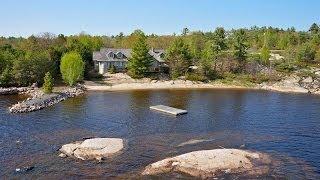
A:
[[127, 30, 152, 78], [309, 23, 319, 34], [201, 41, 215, 76], [261, 46, 271, 65], [233, 29, 248, 71], [165, 38, 192, 79], [260, 32, 271, 65], [42, 72, 54, 94]]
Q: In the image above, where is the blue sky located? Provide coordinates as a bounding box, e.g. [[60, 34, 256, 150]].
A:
[[1, 0, 320, 37]]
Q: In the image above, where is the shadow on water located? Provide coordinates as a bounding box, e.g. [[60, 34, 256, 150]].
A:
[[0, 89, 320, 178]]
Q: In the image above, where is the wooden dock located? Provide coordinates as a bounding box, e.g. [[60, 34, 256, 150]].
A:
[[150, 105, 188, 116]]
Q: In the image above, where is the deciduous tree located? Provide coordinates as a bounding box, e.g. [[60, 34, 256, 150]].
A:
[[60, 52, 85, 86]]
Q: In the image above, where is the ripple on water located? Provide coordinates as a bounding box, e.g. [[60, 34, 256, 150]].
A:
[[0, 89, 320, 178]]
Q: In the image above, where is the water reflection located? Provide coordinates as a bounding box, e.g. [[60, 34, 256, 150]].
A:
[[0, 89, 320, 178]]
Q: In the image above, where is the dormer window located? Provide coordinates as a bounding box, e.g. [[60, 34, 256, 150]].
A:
[[108, 52, 115, 58], [116, 52, 123, 59]]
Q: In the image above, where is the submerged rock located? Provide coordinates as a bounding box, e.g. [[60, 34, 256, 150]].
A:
[[59, 138, 124, 161], [177, 138, 215, 147], [15, 166, 34, 173], [142, 149, 271, 178]]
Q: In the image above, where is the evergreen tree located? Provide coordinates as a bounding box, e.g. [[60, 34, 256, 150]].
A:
[[297, 43, 316, 63], [42, 72, 54, 94], [127, 30, 152, 78], [200, 41, 215, 76], [233, 29, 248, 71], [165, 38, 192, 78], [260, 46, 271, 65], [213, 27, 227, 51], [260, 32, 271, 65], [309, 23, 319, 34]]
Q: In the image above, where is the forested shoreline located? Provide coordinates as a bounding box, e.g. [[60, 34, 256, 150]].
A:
[[1, 24, 320, 88]]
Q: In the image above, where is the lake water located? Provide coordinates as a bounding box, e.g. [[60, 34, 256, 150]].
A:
[[1, 89, 320, 179]]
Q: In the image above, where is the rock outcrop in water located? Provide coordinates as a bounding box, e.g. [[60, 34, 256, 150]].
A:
[[59, 138, 124, 161], [9, 85, 85, 113], [142, 149, 271, 178]]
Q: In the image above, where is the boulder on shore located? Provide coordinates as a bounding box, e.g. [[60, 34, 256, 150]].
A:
[[59, 138, 124, 161], [142, 149, 271, 178]]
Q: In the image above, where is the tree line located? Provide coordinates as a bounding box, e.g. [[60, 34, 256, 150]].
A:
[[0, 33, 102, 87], [1, 23, 320, 87]]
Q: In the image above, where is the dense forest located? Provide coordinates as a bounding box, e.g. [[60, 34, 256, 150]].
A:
[[1, 23, 320, 87]]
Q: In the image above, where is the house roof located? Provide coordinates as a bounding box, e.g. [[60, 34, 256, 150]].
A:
[[93, 48, 165, 62]]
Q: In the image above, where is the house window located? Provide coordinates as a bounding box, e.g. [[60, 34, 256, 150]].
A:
[[117, 52, 123, 59], [108, 52, 115, 58]]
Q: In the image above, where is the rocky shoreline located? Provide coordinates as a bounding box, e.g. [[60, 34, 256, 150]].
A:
[[0, 87, 34, 95], [9, 85, 85, 113], [259, 74, 320, 95]]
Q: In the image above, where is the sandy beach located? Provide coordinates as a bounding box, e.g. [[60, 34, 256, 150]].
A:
[[84, 73, 252, 91], [84, 81, 252, 91], [84, 73, 320, 95]]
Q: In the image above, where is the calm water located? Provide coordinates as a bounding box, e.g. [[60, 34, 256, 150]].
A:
[[1, 89, 320, 179]]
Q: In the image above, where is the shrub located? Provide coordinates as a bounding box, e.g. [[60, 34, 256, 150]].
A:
[[60, 52, 85, 86], [42, 72, 54, 94], [297, 69, 317, 79], [297, 44, 316, 63], [109, 65, 116, 74], [250, 73, 270, 84], [315, 49, 320, 63], [87, 69, 103, 80], [185, 73, 207, 82], [275, 62, 295, 73], [0, 67, 12, 87]]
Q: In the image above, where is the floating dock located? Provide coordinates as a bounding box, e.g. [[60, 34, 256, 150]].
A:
[[150, 105, 188, 116]]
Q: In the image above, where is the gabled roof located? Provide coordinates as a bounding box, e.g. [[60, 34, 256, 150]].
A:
[[93, 48, 131, 62], [149, 49, 165, 63], [93, 48, 165, 62]]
